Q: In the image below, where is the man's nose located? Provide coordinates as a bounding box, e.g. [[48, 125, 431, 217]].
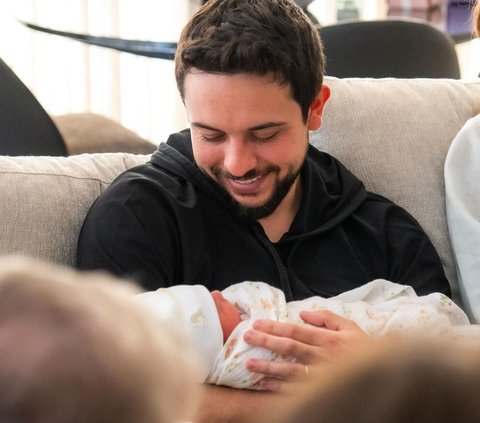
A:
[[223, 139, 257, 177]]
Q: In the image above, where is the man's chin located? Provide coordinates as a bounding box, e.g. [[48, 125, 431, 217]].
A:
[[231, 197, 277, 220], [226, 168, 301, 220], [230, 194, 265, 210]]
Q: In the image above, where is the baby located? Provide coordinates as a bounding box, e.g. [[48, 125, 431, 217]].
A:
[[138, 284, 241, 384], [139, 279, 479, 390]]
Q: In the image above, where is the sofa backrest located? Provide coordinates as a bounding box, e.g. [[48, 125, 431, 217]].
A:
[[313, 77, 480, 304], [1, 77, 480, 307]]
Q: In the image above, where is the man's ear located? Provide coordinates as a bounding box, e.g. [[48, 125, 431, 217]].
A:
[[307, 84, 331, 131]]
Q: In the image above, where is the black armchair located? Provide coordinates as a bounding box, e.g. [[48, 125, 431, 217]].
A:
[[0, 57, 67, 156], [318, 19, 461, 79]]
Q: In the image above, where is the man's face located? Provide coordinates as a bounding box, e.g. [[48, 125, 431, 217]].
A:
[[184, 71, 328, 220]]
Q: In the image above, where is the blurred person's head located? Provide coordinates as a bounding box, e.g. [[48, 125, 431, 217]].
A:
[[0, 256, 200, 423], [260, 337, 480, 423]]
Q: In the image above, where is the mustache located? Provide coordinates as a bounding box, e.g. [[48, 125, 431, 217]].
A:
[[212, 166, 280, 180]]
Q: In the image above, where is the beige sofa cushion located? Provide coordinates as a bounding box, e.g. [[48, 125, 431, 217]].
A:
[[0, 153, 149, 267], [52, 113, 157, 155], [312, 77, 480, 304]]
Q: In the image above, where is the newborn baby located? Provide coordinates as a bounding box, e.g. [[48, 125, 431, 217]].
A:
[[139, 280, 477, 389]]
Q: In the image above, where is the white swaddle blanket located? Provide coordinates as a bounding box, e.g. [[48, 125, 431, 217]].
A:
[[208, 280, 476, 389]]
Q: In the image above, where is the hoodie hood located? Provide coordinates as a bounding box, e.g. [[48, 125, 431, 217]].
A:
[[150, 129, 366, 235], [286, 145, 366, 239], [151, 129, 233, 203]]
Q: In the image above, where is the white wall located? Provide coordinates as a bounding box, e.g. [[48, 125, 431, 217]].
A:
[[0, 0, 197, 144], [0, 0, 479, 145]]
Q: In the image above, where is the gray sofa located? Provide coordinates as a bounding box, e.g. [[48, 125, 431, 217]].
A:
[[1, 76, 480, 312]]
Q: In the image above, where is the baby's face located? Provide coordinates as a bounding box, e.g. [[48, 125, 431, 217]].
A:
[[211, 290, 241, 343]]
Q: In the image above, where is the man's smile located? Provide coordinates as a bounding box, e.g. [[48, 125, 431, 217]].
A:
[[225, 172, 269, 196], [230, 174, 263, 185]]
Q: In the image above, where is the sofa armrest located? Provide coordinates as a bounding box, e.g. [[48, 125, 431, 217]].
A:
[[0, 153, 150, 266]]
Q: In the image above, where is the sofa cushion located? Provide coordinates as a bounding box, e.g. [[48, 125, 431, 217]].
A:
[[0, 153, 149, 267], [52, 113, 157, 155], [312, 77, 480, 304]]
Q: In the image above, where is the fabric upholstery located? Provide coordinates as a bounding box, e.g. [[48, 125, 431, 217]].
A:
[[0, 153, 149, 266], [52, 113, 157, 155], [312, 77, 480, 304]]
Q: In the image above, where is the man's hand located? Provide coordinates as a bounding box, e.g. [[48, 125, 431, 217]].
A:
[[243, 310, 371, 391]]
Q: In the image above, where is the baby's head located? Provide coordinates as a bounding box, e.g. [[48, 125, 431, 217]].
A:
[[0, 256, 199, 423], [211, 290, 242, 343]]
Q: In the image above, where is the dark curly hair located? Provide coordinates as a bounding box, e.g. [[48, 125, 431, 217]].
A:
[[175, 0, 325, 122]]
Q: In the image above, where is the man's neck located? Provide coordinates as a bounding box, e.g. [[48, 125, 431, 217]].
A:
[[258, 178, 302, 243]]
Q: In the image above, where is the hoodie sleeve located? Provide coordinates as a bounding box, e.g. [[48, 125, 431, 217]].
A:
[[76, 165, 189, 290], [355, 193, 451, 298], [76, 131, 219, 291]]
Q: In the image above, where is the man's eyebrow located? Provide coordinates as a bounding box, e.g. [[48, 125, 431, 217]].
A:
[[191, 122, 223, 132], [191, 121, 287, 132], [249, 122, 287, 131]]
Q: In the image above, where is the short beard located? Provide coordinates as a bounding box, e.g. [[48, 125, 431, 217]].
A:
[[231, 168, 301, 220]]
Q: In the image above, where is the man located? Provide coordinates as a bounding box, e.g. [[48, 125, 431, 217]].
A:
[[77, 0, 450, 421]]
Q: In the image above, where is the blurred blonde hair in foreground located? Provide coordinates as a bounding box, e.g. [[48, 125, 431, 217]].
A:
[[260, 337, 480, 423], [0, 256, 200, 423]]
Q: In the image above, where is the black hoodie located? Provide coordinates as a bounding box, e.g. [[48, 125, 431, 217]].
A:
[[77, 130, 450, 301]]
